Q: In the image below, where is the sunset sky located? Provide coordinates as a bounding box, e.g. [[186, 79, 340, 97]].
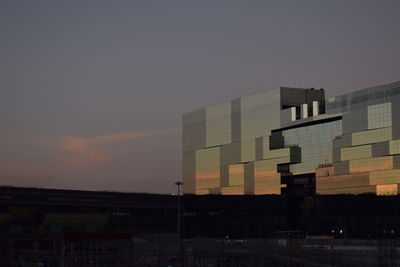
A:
[[1, 0, 399, 193]]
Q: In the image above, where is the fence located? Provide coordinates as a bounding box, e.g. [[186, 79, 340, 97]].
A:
[[0, 234, 398, 267]]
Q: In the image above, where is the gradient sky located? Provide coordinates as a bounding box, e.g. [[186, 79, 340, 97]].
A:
[[1, 0, 399, 194]]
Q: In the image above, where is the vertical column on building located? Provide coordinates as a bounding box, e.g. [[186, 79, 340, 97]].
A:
[[312, 101, 319, 116]]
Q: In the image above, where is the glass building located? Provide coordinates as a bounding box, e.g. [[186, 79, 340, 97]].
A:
[[183, 81, 400, 196]]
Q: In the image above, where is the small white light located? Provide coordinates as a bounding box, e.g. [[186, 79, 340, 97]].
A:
[[339, 230, 343, 234]]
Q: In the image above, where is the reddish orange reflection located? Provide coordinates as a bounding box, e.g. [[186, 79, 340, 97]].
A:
[[350, 159, 392, 173], [196, 172, 219, 180], [221, 186, 244, 195]]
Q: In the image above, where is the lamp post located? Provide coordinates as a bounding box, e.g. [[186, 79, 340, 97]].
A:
[[174, 181, 183, 267], [174, 181, 183, 241]]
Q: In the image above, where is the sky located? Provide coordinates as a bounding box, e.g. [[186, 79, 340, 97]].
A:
[[0, 0, 399, 194]]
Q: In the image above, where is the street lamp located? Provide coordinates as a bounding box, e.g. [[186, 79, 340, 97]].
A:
[[174, 181, 183, 241]]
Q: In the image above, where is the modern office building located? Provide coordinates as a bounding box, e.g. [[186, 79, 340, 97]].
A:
[[183, 81, 400, 195]]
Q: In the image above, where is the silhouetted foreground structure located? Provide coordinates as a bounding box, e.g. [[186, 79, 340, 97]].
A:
[[1, 186, 400, 266], [1, 186, 400, 238]]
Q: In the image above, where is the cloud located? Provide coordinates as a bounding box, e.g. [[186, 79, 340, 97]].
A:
[[61, 129, 178, 169]]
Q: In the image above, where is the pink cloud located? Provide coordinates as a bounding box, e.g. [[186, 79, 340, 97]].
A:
[[61, 129, 178, 169]]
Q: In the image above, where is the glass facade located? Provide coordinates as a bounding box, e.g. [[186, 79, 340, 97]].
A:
[[195, 147, 220, 193], [228, 164, 244, 186], [184, 81, 400, 196], [280, 120, 342, 174], [206, 102, 231, 147], [317, 81, 400, 195]]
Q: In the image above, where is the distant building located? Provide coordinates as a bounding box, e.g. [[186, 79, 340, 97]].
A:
[[182, 81, 400, 195]]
